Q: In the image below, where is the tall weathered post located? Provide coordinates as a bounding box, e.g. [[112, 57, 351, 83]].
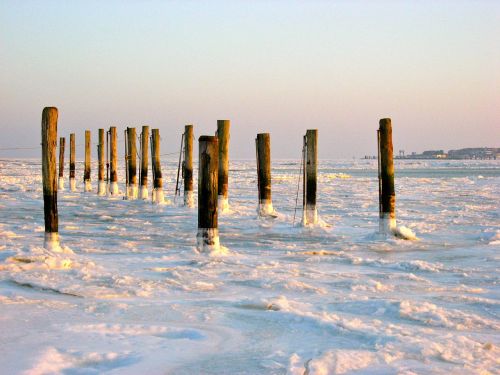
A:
[[197, 136, 219, 251], [217, 120, 230, 212], [109, 126, 119, 195], [184, 124, 194, 207], [151, 129, 164, 204], [303, 129, 318, 225], [140, 126, 149, 199], [97, 128, 106, 196], [41, 107, 59, 250], [58, 137, 65, 190], [69, 133, 76, 191], [256, 133, 275, 216], [378, 118, 396, 233], [84, 130, 91, 192], [126, 127, 138, 199]]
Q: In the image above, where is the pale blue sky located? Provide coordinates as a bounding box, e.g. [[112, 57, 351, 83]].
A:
[[1, 0, 499, 158]]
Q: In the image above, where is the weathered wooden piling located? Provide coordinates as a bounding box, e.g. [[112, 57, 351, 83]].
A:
[[184, 124, 194, 207], [140, 126, 149, 199], [84, 130, 92, 192], [41, 107, 59, 250], [109, 126, 119, 195], [256, 133, 275, 216], [378, 118, 396, 233], [303, 129, 318, 225], [69, 133, 76, 191], [197, 135, 219, 250], [58, 137, 65, 190], [151, 129, 164, 204], [126, 127, 138, 199], [217, 120, 230, 211], [97, 128, 106, 196]]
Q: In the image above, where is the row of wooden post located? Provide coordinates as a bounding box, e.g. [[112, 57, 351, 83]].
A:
[[42, 106, 397, 251]]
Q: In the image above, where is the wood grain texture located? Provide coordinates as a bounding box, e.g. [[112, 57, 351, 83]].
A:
[[41, 107, 58, 233]]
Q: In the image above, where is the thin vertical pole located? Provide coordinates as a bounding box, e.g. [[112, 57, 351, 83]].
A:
[[184, 124, 194, 207], [126, 127, 137, 199], [197, 135, 219, 251], [109, 126, 118, 195], [41, 107, 59, 250], [98, 128, 106, 195], [58, 137, 65, 190], [84, 130, 91, 192], [378, 118, 396, 232], [151, 128, 164, 204], [256, 133, 274, 216], [175, 132, 185, 197], [217, 119, 230, 211], [69, 133, 76, 191], [304, 129, 318, 225], [140, 126, 149, 199]]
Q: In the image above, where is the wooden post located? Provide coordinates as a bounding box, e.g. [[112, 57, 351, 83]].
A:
[[140, 126, 149, 199], [41, 107, 59, 250], [97, 128, 106, 195], [69, 133, 76, 191], [184, 124, 194, 207], [256, 133, 275, 216], [304, 129, 318, 225], [217, 120, 230, 211], [197, 135, 219, 251], [58, 137, 65, 190], [109, 126, 119, 195], [378, 118, 396, 232], [151, 129, 164, 204], [84, 130, 91, 192], [126, 127, 138, 199]]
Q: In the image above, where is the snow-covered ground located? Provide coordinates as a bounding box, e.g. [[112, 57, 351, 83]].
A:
[[0, 158, 499, 374]]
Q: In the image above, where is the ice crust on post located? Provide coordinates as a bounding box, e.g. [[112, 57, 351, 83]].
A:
[[197, 135, 227, 255], [58, 137, 65, 191], [151, 129, 164, 204], [41, 107, 60, 251], [84, 130, 92, 192], [125, 127, 138, 200], [108, 126, 119, 196], [140, 126, 149, 200], [378, 118, 417, 240], [217, 120, 230, 213], [69, 133, 76, 192], [97, 129, 106, 196], [303, 129, 318, 226], [256, 133, 277, 217]]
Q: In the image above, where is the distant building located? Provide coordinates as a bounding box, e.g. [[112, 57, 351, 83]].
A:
[[393, 147, 499, 160]]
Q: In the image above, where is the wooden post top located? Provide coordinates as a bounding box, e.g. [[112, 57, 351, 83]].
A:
[[199, 135, 217, 143]]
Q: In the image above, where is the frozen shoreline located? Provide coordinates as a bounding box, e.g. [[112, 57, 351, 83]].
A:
[[0, 159, 499, 374]]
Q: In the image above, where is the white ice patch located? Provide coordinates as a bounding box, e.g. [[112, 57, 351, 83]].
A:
[[184, 190, 195, 208], [289, 350, 377, 375], [258, 199, 277, 217], [108, 181, 119, 196], [43, 232, 61, 252], [26, 347, 133, 375], [392, 225, 418, 240], [126, 184, 138, 200], [140, 185, 148, 200], [218, 195, 229, 213], [97, 181, 106, 196], [302, 206, 318, 226], [84, 180, 92, 192], [196, 228, 229, 256], [152, 188, 164, 204]]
